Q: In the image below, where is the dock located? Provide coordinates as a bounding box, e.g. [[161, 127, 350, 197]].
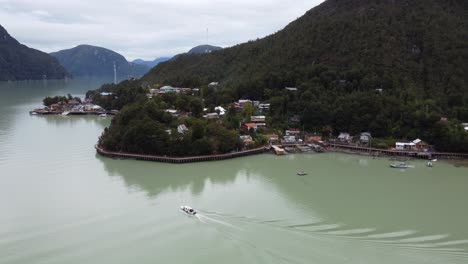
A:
[[329, 143, 468, 160]]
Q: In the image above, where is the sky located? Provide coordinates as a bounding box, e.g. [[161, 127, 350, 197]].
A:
[[0, 0, 324, 61]]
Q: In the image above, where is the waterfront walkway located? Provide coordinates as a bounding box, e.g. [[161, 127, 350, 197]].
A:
[[95, 145, 266, 164], [329, 143, 468, 160]]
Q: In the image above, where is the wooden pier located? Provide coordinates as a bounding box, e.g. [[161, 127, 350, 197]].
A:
[[329, 143, 468, 160], [95, 145, 267, 164]]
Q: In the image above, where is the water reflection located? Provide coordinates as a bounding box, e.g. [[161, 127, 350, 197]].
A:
[[96, 155, 257, 197]]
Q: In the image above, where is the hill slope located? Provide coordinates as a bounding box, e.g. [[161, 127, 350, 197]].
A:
[[51, 45, 149, 77], [187, 45, 222, 54], [143, 0, 467, 104], [0, 25, 69, 81]]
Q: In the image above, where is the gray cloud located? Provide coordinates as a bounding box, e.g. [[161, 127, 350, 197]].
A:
[[0, 0, 324, 60]]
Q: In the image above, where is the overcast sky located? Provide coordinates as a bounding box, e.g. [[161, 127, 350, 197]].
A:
[[0, 0, 324, 60]]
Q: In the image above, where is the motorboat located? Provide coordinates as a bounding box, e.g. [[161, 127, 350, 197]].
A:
[[427, 162, 433, 167], [180, 206, 197, 215], [390, 162, 414, 169], [99, 113, 107, 117], [297, 170, 307, 176]]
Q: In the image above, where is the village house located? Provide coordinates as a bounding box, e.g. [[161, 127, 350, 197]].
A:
[[259, 103, 270, 111], [67, 100, 80, 106], [159, 86, 177, 94], [360, 132, 372, 145], [413, 138, 430, 151], [242, 123, 258, 132], [49, 103, 63, 111], [338, 132, 352, 143], [251, 116, 266, 123], [266, 134, 279, 144], [239, 135, 254, 146], [395, 142, 416, 151], [282, 135, 297, 143], [203, 113, 220, 119], [285, 129, 301, 136], [304, 133, 322, 143], [214, 106, 226, 115], [177, 124, 189, 134], [165, 109, 179, 117], [238, 100, 252, 108]]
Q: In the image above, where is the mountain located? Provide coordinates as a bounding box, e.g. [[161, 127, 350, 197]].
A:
[[0, 25, 69, 81], [132, 57, 172, 68], [143, 0, 467, 103], [51, 45, 150, 78], [187, 45, 222, 54]]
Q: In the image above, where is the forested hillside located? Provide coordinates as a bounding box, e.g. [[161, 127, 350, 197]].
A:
[[96, 0, 468, 153], [0, 25, 69, 81]]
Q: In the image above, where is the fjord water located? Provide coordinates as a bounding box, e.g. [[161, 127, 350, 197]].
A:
[[1, 80, 468, 264]]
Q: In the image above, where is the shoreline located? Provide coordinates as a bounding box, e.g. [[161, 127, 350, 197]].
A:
[[96, 142, 468, 164], [95, 145, 267, 164]]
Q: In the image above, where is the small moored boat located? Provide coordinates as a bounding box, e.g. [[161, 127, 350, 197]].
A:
[[99, 113, 107, 117], [389, 162, 414, 169], [180, 206, 196, 215], [297, 170, 307, 176]]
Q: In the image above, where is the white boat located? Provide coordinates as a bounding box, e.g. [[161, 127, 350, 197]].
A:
[[297, 170, 307, 176], [390, 162, 414, 169], [180, 206, 197, 215], [99, 113, 107, 117], [427, 162, 433, 167]]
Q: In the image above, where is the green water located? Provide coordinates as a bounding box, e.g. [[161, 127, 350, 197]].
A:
[[1, 79, 468, 264]]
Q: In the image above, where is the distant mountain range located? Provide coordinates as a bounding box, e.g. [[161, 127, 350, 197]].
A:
[[0, 25, 69, 81], [132, 45, 223, 69], [132, 57, 172, 68], [50, 45, 150, 78]]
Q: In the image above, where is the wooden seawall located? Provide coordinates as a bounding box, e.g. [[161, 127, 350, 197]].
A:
[[329, 143, 468, 160], [95, 145, 267, 164]]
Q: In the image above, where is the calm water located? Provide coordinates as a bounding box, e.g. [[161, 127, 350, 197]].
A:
[[1, 79, 468, 264]]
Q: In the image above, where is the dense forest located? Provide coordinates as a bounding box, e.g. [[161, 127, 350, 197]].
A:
[[94, 0, 468, 153], [0, 25, 69, 81]]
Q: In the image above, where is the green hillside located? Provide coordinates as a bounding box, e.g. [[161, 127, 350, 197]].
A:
[[144, 0, 467, 107], [96, 0, 468, 153], [0, 25, 69, 81]]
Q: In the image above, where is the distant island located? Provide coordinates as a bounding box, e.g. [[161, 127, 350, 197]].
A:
[[0, 24, 69, 81]]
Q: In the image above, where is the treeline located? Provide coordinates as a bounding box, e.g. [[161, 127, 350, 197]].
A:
[[98, 94, 243, 156]]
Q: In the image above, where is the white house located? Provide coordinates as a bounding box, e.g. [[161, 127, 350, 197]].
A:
[[177, 124, 189, 134], [338, 132, 351, 142], [214, 106, 226, 115], [360, 132, 371, 144], [259, 104, 270, 110], [251, 116, 266, 123], [395, 142, 416, 151]]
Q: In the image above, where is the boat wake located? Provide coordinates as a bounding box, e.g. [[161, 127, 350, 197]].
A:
[[195, 213, 241, 229]]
